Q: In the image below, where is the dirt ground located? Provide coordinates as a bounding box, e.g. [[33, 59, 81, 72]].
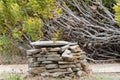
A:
[[0, 54, 27, 64], [92, 73, 120, 80]]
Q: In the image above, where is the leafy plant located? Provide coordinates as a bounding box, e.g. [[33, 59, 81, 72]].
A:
[[113, 1, 120, 26], [0, 0, 62, 54], [5, 74, 21, 80]]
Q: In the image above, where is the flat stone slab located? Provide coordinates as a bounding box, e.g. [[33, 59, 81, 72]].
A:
[[30, 41, 77, 47]]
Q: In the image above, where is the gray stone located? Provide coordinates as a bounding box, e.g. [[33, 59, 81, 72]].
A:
[[73, 53, 81, 56], [27, 49, 41, 56], [28, 62, 40, 67], [28, 58, 36, 63], [79, 55, 87, 60], [48, 47, 61, 52], [42, 61, 53, 64], [45, 64, 58, 69], [51, 72, 65, 77], [37, 57, 46, 61], [72, 68, 80, 72], [46, 54, 60, 58], [67, 68, 73, 73], [41, 48, 48, 54], [77, 71, 83, 77], [69, 65, 76, 68], [46, 57, 62, 61], [62, 49, 73, 60], [76, 63, 81, 68], [70, 45, 81, 53], [59, 65, 69, 68], [47, 68, 66, 73], [58, 61, 73, 65], [41, 72, 50, 76], [29, 67, 46, 74], [33, 62, 40, 67], [35, 53, 60, 58], [80, 59, 88, 66], [61, 44, 70, 52], [70, 45, 79, 49]]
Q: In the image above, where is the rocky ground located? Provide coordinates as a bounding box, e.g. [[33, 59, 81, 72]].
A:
[[0, 63, 120, 80]]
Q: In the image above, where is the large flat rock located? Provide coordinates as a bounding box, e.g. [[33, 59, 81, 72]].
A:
[[30, 41, 77, 47]]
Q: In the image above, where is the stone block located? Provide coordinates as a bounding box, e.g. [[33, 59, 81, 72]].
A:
[[45, 64, 58, 69], [62, 49, 73, 61], [27, 49, 41, 56], [47, 68, 66, 73], [29, 67, 46, 74]]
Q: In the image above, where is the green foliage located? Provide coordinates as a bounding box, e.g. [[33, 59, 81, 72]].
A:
[[27, 0, 62, 19], [0, 35, 19, 54], [0, 0, 62, 54], [52, 29, 62, 40], [96, 0, 116, 9], [23, 17, 43, 40], [102, 0, 114, 8], [113, 2, 120, 26], [5, 74, 21, 80]]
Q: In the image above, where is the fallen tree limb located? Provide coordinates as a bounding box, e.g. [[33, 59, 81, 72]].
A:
[[42, 0, 120, 61]]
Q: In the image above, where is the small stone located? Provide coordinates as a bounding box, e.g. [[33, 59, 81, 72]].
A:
[[58, 61, 73, 65], [47, 54, 60, 58], [70, 45, 81, 52], [51, 72, 65, 77], [77, 71, 83, 77], [79, 55, 87, 60], [80, 51, 86, 54], [49, 47, 61, 52], [33, 62, 40, 67], [80, 59, 88, 66], [62, 49, 73, 60], [41, 72, 50, 76], [47, 69, 66, 73], [61, 44, 70, 52], [29, 67, 46, 74], [42, 61, 53, 64], [41, 48, 48, 54], [72, 68, 80, 72], [59, 65, 69, 68], [69, 65, 76, 68], [45, 64, 58, 69], [76, 63, 81, 68], [67, 68, 73, 73], [28, 62, 40, 67], [37, 57, 46, 61], [70, 45, 79, 49], [28, 58, 36, 63], [27, 49, 41, 56], [73, 53, 81, 56], [46, 57, 62, 61]]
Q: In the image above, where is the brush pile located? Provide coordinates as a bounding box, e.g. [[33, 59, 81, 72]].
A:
[[42, 0, 120, 61]]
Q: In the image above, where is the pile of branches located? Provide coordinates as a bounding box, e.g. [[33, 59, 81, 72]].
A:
[[42, 0, 120, 61]]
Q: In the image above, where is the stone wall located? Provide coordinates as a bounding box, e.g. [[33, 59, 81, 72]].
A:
[[27, 41, 89, 78]]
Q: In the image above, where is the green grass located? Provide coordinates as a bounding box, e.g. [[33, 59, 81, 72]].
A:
[[94, 77, 113, 80], [0, 73, 21, 80], [5, 74, 21, 80]]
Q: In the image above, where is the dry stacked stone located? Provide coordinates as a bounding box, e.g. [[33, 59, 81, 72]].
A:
[[27, 41, 89, 78]]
